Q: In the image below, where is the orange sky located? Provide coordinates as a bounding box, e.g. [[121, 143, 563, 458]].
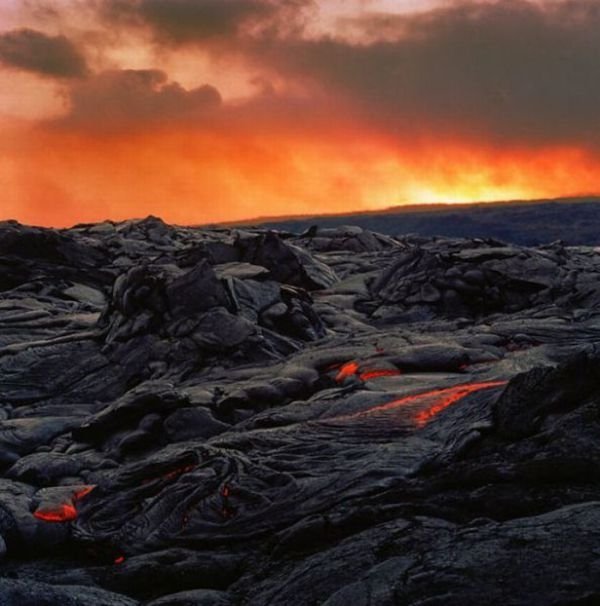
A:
[[1, 0, 600, 227]]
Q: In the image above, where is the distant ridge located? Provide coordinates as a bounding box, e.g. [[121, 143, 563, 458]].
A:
[[222, 196, 599, 226], [225, 196, 600, 247]]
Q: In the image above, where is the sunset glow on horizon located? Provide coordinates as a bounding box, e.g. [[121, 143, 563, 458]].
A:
[[2, 0, 600, 227]]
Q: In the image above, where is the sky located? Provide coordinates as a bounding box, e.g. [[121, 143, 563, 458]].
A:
[[1, 0, 600, 227]]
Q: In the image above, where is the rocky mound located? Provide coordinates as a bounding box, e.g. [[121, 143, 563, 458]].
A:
[[99, 257, 326, 375], [364, 237, 600, 322]]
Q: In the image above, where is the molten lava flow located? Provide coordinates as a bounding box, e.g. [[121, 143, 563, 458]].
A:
[[335, 361, 402, 383], [353, 381, 507, 424], [73, 486, 95, 501], [34, 503, 78, 522], [413, 381, 506, 426], [33, 485, 96, 523], [359, 369, 402, 381], [335, 361, 360, 382]]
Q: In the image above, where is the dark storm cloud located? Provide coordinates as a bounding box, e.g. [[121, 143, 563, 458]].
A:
[[255, 0, 600, 146], [0, 28, 88, 78], [35, 0, 600, 148], [56, 69, 221, 130], [102, 0, 311, 44]]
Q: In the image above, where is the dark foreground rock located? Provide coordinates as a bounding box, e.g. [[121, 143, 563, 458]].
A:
[[1, 217, 600, 604]]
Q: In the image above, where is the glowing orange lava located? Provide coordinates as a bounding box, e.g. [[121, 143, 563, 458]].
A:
[[359, 369, 403, 381], [335, 361, 402, 383], [335, 361, 360, 382], [33, 485, 96, 523], [73, 486, 95, 501], [352, 380, 507, 424], [34, 503, 78, 523]]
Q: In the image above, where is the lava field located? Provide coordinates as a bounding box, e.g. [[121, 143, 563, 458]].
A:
[[1, 217, 600, 605]]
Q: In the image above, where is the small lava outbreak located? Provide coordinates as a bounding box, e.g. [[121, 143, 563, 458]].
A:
[[34, 503, 78, 523], [334, 360, 403, 383], [33, 486, 95, 523], [335, 360, 361, 382], [2, 218, 600, 605]]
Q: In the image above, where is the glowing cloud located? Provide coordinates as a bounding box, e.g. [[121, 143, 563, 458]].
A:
[[1, 1, 600, 225]]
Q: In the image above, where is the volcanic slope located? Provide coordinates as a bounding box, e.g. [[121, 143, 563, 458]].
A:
[[1, 217, 600, 605]]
